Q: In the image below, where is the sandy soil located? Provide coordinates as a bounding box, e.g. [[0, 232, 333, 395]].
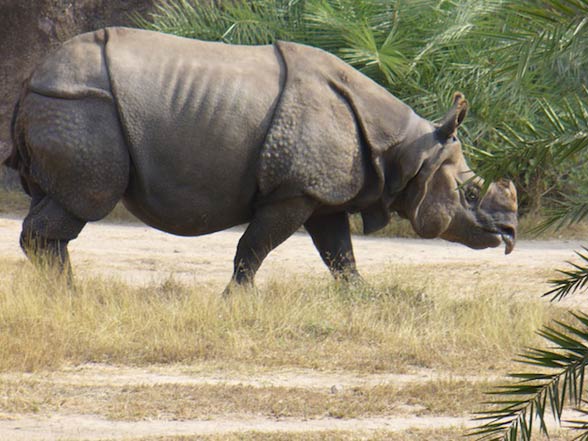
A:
[[0, 214, 586, 440], [0, 363, 580, 440], [2, 413, 472, 441], [0, 215, 583, 289]]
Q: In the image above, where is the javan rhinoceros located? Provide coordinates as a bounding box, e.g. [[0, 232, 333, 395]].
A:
[[5, 27, 517, 288]]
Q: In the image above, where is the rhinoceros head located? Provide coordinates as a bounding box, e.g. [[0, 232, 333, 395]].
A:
[[389, 93, 518, 254]]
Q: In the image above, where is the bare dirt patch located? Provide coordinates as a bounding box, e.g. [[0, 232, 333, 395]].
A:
[[0, 364, 579, 441], [1, 413, 476, 441], [0, 363, 487, 440], [0, 216, 583, 290], [0, 363, 497, 390]]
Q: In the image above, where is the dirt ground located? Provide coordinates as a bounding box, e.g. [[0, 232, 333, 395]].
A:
[[0, 214, 586, 440], [0, 215, 583, 289]]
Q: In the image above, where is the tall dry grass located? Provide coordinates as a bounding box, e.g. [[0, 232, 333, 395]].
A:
[[0, 260, 559, 373]]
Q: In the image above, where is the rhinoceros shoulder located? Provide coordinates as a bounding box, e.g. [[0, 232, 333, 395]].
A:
[[258, 40, 415, 209]]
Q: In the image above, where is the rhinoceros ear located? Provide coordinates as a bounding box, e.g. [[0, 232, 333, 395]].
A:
[[436, 92, 468, 142]]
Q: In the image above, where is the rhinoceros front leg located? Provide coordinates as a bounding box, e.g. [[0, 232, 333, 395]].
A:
[[228, 197, 318, 291], [304, 212, 360, 281]]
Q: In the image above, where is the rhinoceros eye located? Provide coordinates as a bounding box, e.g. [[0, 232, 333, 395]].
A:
[[465, 188, 479, 203]]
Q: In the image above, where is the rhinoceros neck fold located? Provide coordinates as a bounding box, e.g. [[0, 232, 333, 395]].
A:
[[258, 40, 416, 208], [383, 116, 433, 190]]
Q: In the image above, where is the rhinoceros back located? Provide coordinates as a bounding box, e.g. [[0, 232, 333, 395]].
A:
[[102, 28, 282, 234], [23, 27, 283, 235]]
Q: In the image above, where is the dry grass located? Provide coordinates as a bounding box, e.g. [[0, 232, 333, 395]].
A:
[[0, 259, 562, 374], [0, 218, 579, 440], [95, 428, 579, 441], [517, 212, 588, 239], [0, 375, 493, 420]]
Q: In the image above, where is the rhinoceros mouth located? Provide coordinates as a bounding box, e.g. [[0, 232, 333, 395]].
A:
[[501, 231, 515, 255], [494, 226, 516, 255], [483, 226, 515, 254]]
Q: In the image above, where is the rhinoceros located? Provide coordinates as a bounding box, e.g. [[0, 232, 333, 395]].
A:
[[5, 27, 517, 288]]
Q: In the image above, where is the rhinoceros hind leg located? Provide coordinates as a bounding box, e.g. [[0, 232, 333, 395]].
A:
[[228, 197, 318, 291], [18, 93, 129, 222], [20, 190, 86, 279], [304, 212, 360, 281]]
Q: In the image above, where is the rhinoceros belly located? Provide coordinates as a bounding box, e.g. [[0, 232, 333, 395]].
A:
[[104, 28, 283, 235]]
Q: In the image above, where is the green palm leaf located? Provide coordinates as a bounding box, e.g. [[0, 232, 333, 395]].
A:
[[470, 313, 588, 440], [544, 248, 588, 302]]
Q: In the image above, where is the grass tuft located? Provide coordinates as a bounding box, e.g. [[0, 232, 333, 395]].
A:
[[0, 263, 559, 373]]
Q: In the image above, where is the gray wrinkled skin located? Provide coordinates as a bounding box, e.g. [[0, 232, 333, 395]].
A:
[[5, 27, 518, 289]]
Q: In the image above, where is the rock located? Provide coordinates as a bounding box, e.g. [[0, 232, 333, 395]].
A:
[[330, 384, 344, 394]]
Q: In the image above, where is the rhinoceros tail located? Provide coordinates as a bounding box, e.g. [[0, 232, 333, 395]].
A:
[[5, 105, 19, 171], [5, 80, 33, 195]]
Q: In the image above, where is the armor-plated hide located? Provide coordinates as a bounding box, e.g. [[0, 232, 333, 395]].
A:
[[6, 27, 518, 287]]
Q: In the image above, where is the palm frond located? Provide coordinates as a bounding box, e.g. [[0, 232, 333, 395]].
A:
[[567, 407, 588, 441], [473, 92, 588, 188], [543, 248, 588, 302], [134, 0, 232, 41], [469, 312, 588, 440], [534, 194, 588, 234], [411, 0, 503, 63], [481, 1, 588, 94], [301, 0, 413, 85], [136, 0, 307, 44]]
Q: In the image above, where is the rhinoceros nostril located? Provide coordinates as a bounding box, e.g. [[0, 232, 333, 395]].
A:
[[499, 225, 516, 240]]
